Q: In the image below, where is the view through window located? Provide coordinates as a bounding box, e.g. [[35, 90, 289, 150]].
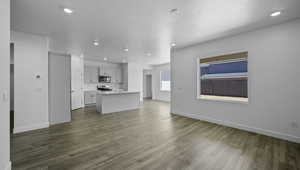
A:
[[198, 52, 248, 102], [160, 70, 171, 91]]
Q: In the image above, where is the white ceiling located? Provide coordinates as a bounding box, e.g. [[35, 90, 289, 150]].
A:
[[12, 0, 300, 65]]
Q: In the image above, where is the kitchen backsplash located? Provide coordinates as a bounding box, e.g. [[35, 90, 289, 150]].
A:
[[84, 83, 123, 91]]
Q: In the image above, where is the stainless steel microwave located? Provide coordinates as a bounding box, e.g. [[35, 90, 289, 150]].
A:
[[99, 75, 111, 83]]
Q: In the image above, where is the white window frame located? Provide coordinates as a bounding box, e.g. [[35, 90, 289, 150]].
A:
[[196, 53, 249, 104]]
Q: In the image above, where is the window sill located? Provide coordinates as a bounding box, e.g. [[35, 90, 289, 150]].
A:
[[160, 90, 171, 92], [198, 95, 248, 104]]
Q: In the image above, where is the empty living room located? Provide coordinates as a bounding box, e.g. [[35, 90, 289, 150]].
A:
[[1, 0, 300, 170]]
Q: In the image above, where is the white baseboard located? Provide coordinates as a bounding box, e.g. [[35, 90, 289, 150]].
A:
[[5, 161, 11, 170], [173, 111, 300, 144], [13, 122, 49, 134], [50, 119, 71, 126]]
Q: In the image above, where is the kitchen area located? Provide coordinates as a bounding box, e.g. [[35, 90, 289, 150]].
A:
[[83, 60, 142, 114]]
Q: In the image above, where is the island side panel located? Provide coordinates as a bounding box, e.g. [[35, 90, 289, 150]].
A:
[[96, 93, 102, 113], [102, 92, 140, 114]]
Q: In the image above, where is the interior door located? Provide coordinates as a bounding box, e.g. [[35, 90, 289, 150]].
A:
[[49, 52, 71, 125], [71, 56, 83, 110]]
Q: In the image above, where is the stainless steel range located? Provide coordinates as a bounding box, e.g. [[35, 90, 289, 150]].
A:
[[97, 85, 112, 91]]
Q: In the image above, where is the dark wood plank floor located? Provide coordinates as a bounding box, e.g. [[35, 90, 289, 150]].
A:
[[11, 100, 300, 170]]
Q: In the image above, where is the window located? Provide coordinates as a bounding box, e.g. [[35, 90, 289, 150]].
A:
[[197, 52, 248, 103], [160, 70, 171, 91]]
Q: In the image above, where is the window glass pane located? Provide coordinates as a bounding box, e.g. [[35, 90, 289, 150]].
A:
[[161, 71, 170, 81], [160, 71, 170, 91], [199, 52, 248, 100]]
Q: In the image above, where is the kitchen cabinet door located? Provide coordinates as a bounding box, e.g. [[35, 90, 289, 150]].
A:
[[91, 93, 96, 103], [84, 65, 98, 83], [84, 66, 91, 83], [109, 68, 116, 83], [84, 92, 91, 104], [84, 91, 97, 105], [100, 66, 109, 76], [89, 66, 98, 83], [115, 67, 122, 83]]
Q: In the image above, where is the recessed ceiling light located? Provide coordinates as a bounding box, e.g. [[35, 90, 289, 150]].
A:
[[104, 57, 107, 61], [93, 40, 99, 46], [147, 53, 152, 56], [63, 8, 73, 14], [170, 8, 178, 14], [171, 43, 176, 47], [270, 11, 281, 17], [124, 48, 129, 52]]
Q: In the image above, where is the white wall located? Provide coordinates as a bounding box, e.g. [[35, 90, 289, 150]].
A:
[[171, 19, 300, 143], [0, 0, 11, 169], [11, 31, 49, 133], [151, 63, 171, 102]]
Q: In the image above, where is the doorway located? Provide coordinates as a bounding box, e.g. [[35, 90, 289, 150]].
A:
[[71, 55, 84, 110], [10, 43, 14, 133], [145, 74, 152, 99]]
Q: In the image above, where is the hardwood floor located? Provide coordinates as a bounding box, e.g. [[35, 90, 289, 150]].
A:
[[11, 100, 300, 170]]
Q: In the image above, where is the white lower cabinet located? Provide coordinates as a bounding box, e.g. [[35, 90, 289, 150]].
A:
[[84, 91, 97, 105]]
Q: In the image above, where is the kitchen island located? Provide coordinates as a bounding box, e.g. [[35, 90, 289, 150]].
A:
[[96, 91, 140, 114]]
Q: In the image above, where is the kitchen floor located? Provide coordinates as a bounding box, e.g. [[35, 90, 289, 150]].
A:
[[11, 100, 300, 170]]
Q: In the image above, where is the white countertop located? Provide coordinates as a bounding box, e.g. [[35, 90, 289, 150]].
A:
[[97, 91, 140, 95]]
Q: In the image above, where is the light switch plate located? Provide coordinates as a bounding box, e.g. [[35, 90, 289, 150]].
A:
[[1, 90, 8, 102]]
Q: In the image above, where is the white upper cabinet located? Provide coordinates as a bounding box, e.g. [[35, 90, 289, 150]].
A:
[[99, 66, 105, 76], [99, 66, 122, 84], [99, 66, 110, 76], [84, 65, 98, 83], [84, 62, 123, 84], [115, 67, 122, 83]]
